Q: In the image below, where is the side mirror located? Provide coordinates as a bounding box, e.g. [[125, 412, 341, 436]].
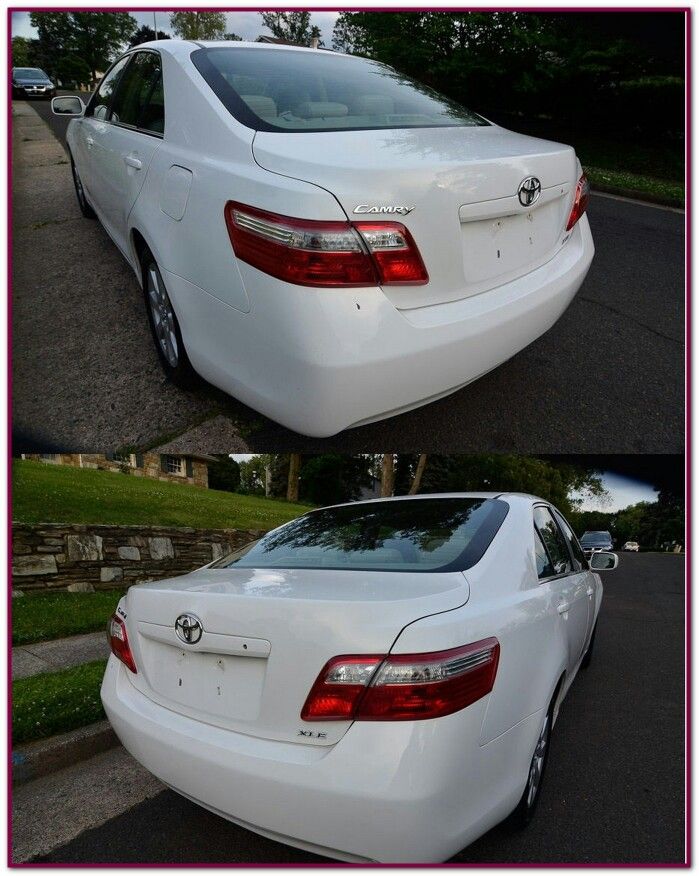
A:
[[51, 95, 85, 116], [589, 551, 618, 571]]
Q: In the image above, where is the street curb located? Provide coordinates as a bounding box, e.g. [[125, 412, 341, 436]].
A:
[[12, 720, 118, 786], [591, 182, 684, 210]]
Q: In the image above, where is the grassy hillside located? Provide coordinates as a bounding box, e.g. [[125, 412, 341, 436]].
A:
[[12, 459, 313, 530]]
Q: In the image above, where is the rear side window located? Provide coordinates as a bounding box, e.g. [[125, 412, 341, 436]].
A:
[[211, 497, 509, 573], [192, 47, 488, 133], [110, 51, 164, 134], [534, 506, 572, 577], [534, 527, 554, 578], [89, 55, 131, 120]]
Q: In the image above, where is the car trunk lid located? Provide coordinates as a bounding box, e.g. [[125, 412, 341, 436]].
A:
[[252, 124, 578, 309], [123, 567, 469, 746]]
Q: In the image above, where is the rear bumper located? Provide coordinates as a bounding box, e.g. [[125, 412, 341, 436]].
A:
[[164, 215, 593, 437], [102, 657, 543, 863]]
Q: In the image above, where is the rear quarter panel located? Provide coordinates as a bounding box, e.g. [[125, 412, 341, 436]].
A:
[[391, 498, 568, 745]]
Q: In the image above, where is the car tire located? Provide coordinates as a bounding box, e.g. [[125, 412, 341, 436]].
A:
[[580, 624, 596, 669], [70, 156, 96, 219], [508, 700, 553, 829], [141, 249, 197, 387]]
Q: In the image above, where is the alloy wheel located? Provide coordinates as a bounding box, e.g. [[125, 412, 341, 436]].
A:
[[147, 264, 179, 368], [526, 712, 550, 808]]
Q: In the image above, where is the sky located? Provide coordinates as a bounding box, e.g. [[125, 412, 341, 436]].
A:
[[11, 10, 340, 43], [230, 457, 659, 512]]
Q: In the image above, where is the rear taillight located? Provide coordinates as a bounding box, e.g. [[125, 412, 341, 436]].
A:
[[224, 202, 428, 288], [301, 638, 499, 722], [566, 173, 591, 231], [107, 613, 137, 673]]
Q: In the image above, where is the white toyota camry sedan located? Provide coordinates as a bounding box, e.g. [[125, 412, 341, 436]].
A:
[[53, 40, 594, 437], [101, 494, 616, 863]]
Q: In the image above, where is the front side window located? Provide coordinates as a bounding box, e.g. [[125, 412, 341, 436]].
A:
[[192, 47, 488, 133], [110, 51, 164, 134], [89, 55, 131, 120], [211, 497, 509, 573], [534, 506, 572, 577], [553, 510, 587, 570]]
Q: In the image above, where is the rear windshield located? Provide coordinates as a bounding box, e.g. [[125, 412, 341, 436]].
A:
[[191, 47, 489, 133], [211, 497, 508, 573]]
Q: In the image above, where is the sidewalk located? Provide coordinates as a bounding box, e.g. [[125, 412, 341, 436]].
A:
[[12, 631, 109, 680]]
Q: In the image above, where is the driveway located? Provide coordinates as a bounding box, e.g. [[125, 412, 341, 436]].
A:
[[12, 99, 685, 453], [18, 552, 685, 864]]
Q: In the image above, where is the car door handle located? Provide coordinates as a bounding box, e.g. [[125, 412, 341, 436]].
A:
[[123, 155, 142, 170], [558, 602, 570, 615], [586, 587, 594, 596]]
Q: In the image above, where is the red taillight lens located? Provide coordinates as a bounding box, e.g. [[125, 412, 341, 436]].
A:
[[107, 614, 137, 673], [301, 638, 499, 722], [566, 174, 591, 231], [224, 202, 428, 288]]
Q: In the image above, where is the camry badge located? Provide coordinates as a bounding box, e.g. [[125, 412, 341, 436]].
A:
[[353, 204, 415, 216], [175, 613, 203, 644]]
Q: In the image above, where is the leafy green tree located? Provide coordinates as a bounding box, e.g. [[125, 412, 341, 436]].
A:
[[170, 12, 226, 40], [207, 455, 241, 493], [225, 33, 243, 41], [238, 457, 267, 495], [298, 454, 371, 506], [55, 55, 92, 88], [11, 36, 32, 67], [260, 12, 313, 46], [129, 25, 170, 47], [29, 12, 136, 82]]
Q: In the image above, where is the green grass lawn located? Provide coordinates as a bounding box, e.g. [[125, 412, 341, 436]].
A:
[[583, 166, 684, 207], [12, 659, 107, 745], [12, 459, 313, 530], [12, 590, 124, 645]]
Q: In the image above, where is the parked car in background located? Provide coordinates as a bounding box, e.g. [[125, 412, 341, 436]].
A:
[[12, 67, 56, 99], [102, 493, 617, 863], [52, 39, 594, 437], [622, 541, 640, 552], [580, 530, 614, 556]]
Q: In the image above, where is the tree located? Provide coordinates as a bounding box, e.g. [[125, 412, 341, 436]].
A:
[[170, 12, 226, 40], [287, 453, 302, 502], [29, 12, 137, 82], [297, 454, 372, 506], [260, 12, 313, 46], [129, 25, 170, 47], [55, 55, 92, 88], [309, 25, 324, 47], [207, 455, 241, 493], [225, 33, 243, 41], [11, 36, 32, 67], [380, 454, 395, 498], [409, 454, 428, 495], [238, 457, 267, 495]]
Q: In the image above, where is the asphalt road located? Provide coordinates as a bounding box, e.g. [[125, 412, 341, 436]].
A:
[[13, 98, 684, 453], [32, 552, 685, 864]]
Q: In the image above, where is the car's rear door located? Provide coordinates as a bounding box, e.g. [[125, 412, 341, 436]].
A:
[[88, 49, 164, 255], [534, 505, 590, 673]]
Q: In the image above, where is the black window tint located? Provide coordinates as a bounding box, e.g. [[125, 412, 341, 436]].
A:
[[534, 527, 554, 579], [211, 498, 509, 573], [534, 507, 572, 576], [110, 52, 164, 133], [90, 56, 131, 120], [553, 510, 587, 570]]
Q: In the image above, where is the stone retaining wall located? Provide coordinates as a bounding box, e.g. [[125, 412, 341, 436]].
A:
[[12, 523, 265, 592]]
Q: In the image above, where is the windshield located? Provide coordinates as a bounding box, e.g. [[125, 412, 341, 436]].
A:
[[14, 68, 48, 80], [581, 531, 611, 542], [211, 497, 508, 573], [191, 47, 489, 133]]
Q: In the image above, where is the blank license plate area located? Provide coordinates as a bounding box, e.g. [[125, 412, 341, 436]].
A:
[[140, 637, 266, 722], [461, 199, 563, 287]]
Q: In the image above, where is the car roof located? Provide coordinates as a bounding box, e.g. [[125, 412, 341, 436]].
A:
[[138, 38, 362, 60], [316, 492, 548, 512]]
